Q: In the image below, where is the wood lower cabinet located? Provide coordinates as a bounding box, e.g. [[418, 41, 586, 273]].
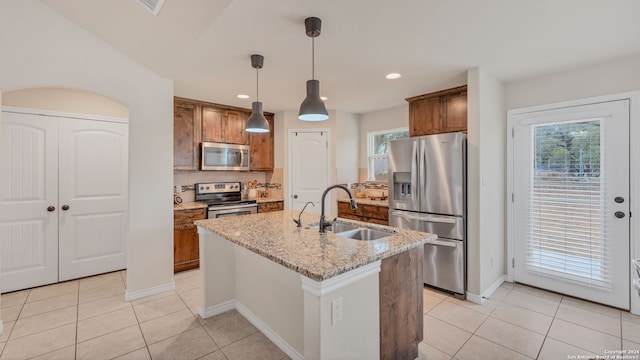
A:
[[257, 200, 284, 213], [406, 85, 467, 137], [337, 201, 389, 225], [380, 246, 424, 359], [174, 208, 206, 272], [249, 114, 274, 171]]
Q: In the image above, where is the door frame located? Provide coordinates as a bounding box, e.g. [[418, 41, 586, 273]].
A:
[[506, 91, 640, 314], [286, 128, 331, 212]]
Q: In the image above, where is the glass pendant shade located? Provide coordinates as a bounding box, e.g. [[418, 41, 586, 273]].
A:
[[298, 80, 328, 121], [246, 101, 269, 133]]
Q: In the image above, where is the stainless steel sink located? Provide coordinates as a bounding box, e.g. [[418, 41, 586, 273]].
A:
[[336, 228, 392, 241], [308, 222, 359, 233]]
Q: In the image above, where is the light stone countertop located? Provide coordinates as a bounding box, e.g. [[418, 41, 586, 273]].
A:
[[255, 197, 284, 204], [174, 201, 208, 211], [195, 210, 434, 281], [338, 197, 388, 207]]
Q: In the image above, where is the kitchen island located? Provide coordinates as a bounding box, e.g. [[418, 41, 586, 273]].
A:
[[195, 210, 434, 360]]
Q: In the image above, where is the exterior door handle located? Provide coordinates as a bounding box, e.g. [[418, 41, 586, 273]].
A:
[[615, 211, 625, 219], [47, 206, 55, 212], [61, 205, 70, 211]]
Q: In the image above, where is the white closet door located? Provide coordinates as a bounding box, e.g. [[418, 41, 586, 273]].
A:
[[58, 117, 128, 281], [1, 112, 59, 293]]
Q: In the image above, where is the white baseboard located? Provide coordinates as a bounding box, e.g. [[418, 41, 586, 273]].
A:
[[466, 275, 506, 304], [199, 300, 236, 319], [235, 302, 303, 360], [200, 300, 302, 360], [124, 281, 175, 302]]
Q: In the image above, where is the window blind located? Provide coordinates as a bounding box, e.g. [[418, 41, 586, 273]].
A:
[[524, 119, 611, 290]]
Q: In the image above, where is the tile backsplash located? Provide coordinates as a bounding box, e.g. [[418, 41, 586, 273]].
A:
[[174, 169, 283, 202]]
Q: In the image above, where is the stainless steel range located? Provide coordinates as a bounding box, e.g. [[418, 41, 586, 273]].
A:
[[195, 182, 257, 218]]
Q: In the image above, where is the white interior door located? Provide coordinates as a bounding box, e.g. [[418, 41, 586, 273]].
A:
[[1, 112, 59, 292], [58, 117, 128, 281], [289, 131, 329, 213], [512, 100, 630, 309]]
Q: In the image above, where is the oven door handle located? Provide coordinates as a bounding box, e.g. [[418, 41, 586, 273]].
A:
[[209, 203, 257, 210]]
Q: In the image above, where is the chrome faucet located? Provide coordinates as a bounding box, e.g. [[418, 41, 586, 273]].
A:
[[293, 201, 315, 227], [319, 184, 357, 233]]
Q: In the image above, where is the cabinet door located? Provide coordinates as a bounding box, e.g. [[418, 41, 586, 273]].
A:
[[409, 97, 441, 137], [174, 224, 200, 272], [249, 115, 274, 171], [225, 110, 249, 145], [337, 201, 363, 221], [174, 102, 200, 170], [202, 106, 225, 143], [441, 91, 467, 133], [258, 201, 283, 213]]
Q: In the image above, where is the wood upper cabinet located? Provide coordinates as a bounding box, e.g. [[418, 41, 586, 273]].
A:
[[225, 110, 249, 145], [174, 97, 274, 171], [406, 85, 467, 137], [202, 107, 248, 145], [201, 106, 224, 143], [174, 101, 201, 171], [249, 114, 274, 171]]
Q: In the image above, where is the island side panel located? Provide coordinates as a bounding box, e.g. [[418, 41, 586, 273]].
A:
[[234, 245, 304, 356], [197, 227, 236, 316], [303, 265, 381, 360], [379, 245, 424, 360]]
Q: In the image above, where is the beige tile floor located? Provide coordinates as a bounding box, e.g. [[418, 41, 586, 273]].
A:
[[420, 282, 640, 360], [4, 269, 640, 360], [0, 269, 289, 360]]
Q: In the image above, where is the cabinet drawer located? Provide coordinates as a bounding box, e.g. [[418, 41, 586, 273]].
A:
[[174, 208, 206, 225], [337, 201, 363, 217], [258, 201, 284, 213], [362, 204, 388, 221]]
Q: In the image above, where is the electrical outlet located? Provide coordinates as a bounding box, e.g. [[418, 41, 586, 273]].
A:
[[332, 297, 343, 325]]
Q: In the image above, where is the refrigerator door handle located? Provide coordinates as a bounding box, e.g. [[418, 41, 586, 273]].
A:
[[391, 211, 456, 224], [411, 140, 418, 201], [427, 239, 458, 248]]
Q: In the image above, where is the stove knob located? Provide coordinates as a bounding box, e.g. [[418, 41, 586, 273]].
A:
[[199, 187, 204, 191], [206, 186, 210, 190]]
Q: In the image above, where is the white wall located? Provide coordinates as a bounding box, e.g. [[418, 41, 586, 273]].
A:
[[358, 104, 409, 170], [335, 111, 360, 184], [0, 1, 174, 296], [467, 68, 506, 298], [2, 88, 129, 118]]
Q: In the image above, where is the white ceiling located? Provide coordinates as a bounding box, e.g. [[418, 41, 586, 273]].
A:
[[40, 0, 640, 114]]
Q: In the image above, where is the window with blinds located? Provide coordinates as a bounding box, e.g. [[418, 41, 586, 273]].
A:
[[526, 119, 611, 289]]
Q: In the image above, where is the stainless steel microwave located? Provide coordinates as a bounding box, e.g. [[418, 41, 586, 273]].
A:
[[201, 142, 250, 171]]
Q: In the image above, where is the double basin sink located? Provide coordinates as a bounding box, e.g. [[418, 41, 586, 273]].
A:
[[312, 221, 395, 241]]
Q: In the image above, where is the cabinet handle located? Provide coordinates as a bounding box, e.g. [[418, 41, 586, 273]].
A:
[[61, 205, 70, 211], [47, 206, 55, 212]]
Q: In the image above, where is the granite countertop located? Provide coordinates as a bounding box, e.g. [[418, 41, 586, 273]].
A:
[[195, 210, 434, 281], [174, 201, 208, 211], [255, 197, 284, 204], [338, 197, 389, 207]]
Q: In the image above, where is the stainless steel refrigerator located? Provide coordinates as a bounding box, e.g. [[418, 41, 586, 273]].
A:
[[388, 132, 466, 298]]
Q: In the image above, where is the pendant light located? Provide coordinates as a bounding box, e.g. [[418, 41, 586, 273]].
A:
[[298, 17, 329, 121], [245, 54, 270, 133]]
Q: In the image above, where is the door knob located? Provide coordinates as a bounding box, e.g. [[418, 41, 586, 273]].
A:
[[293, 194, 298, 199], [615, 211, 626, 219], [615, 196, 625, 203], [47, 206, 55, 212], [61, 205, 70, 211]]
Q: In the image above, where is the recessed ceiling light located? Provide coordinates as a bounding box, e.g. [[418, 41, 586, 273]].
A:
[[321, 96, 328, 101], [237, 94, 250, 99], [385, 73, 402, 80]]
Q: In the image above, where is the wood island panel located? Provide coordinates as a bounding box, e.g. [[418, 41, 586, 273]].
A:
[[379, 245, 424, 360]]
